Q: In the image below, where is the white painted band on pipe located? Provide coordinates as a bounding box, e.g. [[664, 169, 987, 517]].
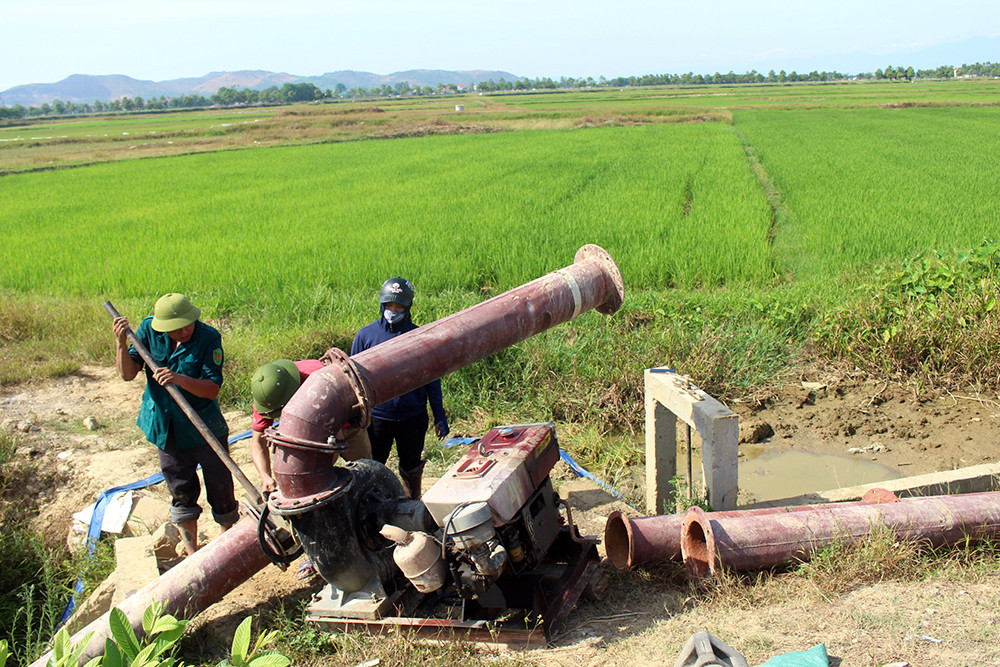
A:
[[558, 269, 583, 319]]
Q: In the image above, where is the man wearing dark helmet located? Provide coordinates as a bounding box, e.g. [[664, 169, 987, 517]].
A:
[[351, 277, 449, 499]]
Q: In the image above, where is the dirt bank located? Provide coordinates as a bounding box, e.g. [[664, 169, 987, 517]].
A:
[[3, 365, 998, 666]]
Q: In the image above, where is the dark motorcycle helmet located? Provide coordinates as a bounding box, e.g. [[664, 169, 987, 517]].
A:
[[379, 277, 414, 308]]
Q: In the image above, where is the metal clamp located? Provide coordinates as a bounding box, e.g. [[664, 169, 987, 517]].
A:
[[322, 347, 373, 430]]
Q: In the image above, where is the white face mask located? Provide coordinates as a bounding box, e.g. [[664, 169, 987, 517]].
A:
[[384, 309, 405, 325]]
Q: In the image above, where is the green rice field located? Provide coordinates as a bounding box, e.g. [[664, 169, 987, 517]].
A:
[[1, 78, 999, 429], [734, 106, 1000, 278], [0, 123, 775, 297]]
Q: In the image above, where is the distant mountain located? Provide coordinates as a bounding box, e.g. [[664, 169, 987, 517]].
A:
[[0, 69, 523, 107], [302, 69, 522, 91]]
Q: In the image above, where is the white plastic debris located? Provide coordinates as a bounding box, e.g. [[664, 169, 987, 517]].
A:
[[72, 490, 134, 535]]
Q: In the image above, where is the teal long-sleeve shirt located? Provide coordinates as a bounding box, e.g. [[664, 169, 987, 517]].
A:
[[128, 317, 228, 449]]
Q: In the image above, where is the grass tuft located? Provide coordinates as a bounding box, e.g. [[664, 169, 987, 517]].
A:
[[796, 526, 927, 596], [257, 599, 533, 667], [815, 240, 1000, 390]]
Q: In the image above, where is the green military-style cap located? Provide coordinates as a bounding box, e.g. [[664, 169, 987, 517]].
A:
[[251, 359, 300, 417], [151, 293, 201, 332]]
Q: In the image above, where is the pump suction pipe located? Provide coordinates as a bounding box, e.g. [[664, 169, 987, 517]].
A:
[[30, 517, 272, 667]]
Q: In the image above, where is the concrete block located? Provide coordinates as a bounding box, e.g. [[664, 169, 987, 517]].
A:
[[644, 368, 739, 512], [64, 575, 116, 635], [112, 535, 160, 606], [124, 495, 171, 536]]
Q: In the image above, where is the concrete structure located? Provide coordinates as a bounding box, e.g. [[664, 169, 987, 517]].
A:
[[644, 368, 739, 513]]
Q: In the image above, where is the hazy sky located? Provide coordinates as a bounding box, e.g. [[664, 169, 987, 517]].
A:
[[3, 0, 999, 91]]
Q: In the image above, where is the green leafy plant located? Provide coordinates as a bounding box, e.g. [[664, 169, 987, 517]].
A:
[[815, 240, 1000, 388], [12, 603, 290, 667], [215, 617, 290, 667], [36, 602, 187, 667], [670, 474, 712, 512], [41, 627, 96, 667], [99, 602, 188, 667]]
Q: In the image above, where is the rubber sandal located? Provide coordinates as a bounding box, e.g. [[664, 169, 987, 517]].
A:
[[296, 560, 316, 580]]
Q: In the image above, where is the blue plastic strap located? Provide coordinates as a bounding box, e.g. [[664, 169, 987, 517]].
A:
[[558, 448, 637, 510], [57, 429, 251, 626]]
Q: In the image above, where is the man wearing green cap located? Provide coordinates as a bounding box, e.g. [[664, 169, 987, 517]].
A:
[[249, 357, 371, 494], [249, 356, 371, 579], [112, 292, 238, 556]]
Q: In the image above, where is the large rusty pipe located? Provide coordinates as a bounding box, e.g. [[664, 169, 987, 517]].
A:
[[605, 488, 899, 570], [30, 517, 269, 667], [271, 244, 624, 499], [681, 491, 1000, 579]]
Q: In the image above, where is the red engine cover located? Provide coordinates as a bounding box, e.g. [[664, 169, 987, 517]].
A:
[[422, 423, 559, 527]]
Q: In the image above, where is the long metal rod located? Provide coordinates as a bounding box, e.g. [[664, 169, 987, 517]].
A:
[[686, 423, 693, 502], [103, 301, 263, 508]]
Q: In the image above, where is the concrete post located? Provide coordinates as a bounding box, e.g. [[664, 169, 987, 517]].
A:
[[645, 374, 677, 515], [644, 368, 739, 512]]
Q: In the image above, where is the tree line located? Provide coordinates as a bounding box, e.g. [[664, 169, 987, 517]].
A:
[[2, 62, 998, 121]]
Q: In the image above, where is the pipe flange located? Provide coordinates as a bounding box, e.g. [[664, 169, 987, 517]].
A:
[[575, 244, 624, 315], [321, 347, 373, 430], [269, 482, 350, 517]]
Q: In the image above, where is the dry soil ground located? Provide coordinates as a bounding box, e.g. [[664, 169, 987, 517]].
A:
[[2, 365, 999, 666]]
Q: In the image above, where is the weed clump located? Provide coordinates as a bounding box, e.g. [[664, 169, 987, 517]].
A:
[[816, 240, 1000, 390], [0, 431, 76, 664]]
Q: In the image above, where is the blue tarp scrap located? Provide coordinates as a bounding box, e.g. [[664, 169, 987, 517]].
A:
[[57, 470, 166, 625], [443, 436, 480, 448], [758, 643, 829, 667]]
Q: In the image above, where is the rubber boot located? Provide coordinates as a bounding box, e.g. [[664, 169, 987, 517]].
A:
[[399, 460, 426, 500]]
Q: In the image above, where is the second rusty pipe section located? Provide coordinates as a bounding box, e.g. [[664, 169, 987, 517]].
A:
[[605, 488, 900, 570], [270, 244, 624, 499], [30, 517, 271, 667], [681, 490, 1000, 578]]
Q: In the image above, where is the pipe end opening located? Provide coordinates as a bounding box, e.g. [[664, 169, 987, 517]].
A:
[[575, 244, 624, 315], [604, 511, 633, 570], [681, 507, 714, 579]]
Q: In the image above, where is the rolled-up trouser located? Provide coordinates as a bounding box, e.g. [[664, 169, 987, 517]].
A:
[[158, 438, 239, 526]]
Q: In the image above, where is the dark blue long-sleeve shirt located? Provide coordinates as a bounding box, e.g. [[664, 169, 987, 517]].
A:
[[351, 311, 446, 424]]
